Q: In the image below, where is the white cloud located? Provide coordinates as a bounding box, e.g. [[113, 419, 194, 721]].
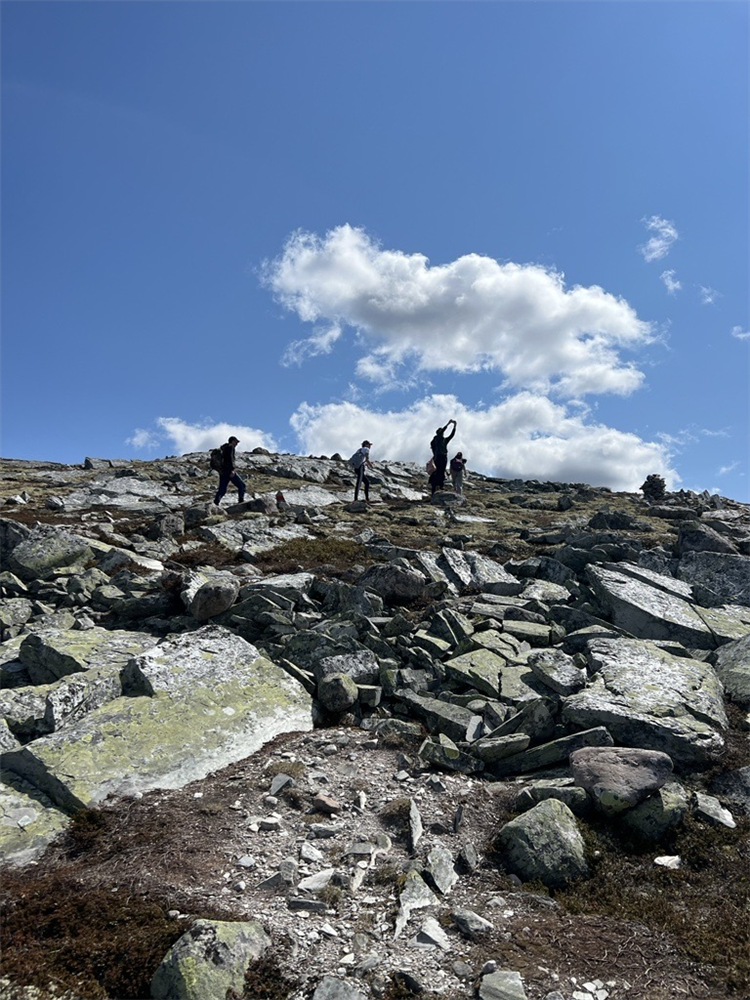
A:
[[699, 285, 721, 305], [660, 269, 681, 295], [264, 225, 654, 399], [718, 461, 739, 476], [128, 417, 278, 455], [126, 428, 161, 450], [290, 393, 678, 493], [731, 325, 750, 340], [638, 215, 679, 262]]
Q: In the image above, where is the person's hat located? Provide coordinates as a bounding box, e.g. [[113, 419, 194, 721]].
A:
[[362, 440, 372, 447]]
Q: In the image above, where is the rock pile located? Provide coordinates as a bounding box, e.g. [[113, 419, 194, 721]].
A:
[[1, 453, 748, 1000]]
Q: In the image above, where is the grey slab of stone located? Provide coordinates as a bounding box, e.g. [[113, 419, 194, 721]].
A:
[[181, 570, 240, 621], [151, 919, 270, 1000], [501, 620, 551, 645], [0, 598, 34, 632], [439, 548, 524, 596], [472, 733, 530, 763], [495, 798, 588, 888], [424, 844, 458, 894], [19, 626, 159, 686], [0, 773, 71, 866], [586, 563, 727, 649], [397, 689, 482, 743], [514, 777, 591, 816], [394, 870, 439, 937], [413, 915, 451, 950], [498, 663, 550, 706], [315, 648, 380, 685], [312, 977, 367, 1000], [524, 648, 587, 696], [318, 673, 359, 712], [563, 638, 727, 766], [6, 526, 94, 581], [677, 550, 750, 607], [444, 648, 504, 698], [3, 627, 313, 812], [487, 696, 558, 745], [490, 727, 613, 778], [713, 633, 750, 705], [569, 746, 674, 816], [478, 970, 528, 1000], [419, 734, 484, 774], [358, 563, 427, 604], [462, 629, 521, 660], [451, 907, 494, 938], [693, 790, 736, 828]]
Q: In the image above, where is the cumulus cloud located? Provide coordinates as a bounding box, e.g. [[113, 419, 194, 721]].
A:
[[660, 269, 681, 295], [263, 225, 654, 399], [639, 215, 679, 262], [290, 393, 677, 492], [127, 417, 278, 455], [731, 325, 749, 340]]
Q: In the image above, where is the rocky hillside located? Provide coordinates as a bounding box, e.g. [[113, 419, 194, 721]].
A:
[[0, 452, 748, 1000]]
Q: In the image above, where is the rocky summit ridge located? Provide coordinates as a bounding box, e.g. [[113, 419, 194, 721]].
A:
[[0, 452, 748, 1000]]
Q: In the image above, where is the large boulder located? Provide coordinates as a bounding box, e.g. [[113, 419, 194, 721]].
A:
[[2, 626, 313, 812], [569, 746, 674, 816], [6, 526, 94, 581], [358, 563, 427, 604], [18, 626, 158, 685], [495, 799, 589, 888], [151, 919, 270, 1000], [676, 551, 750, 607], [563, 638, 727, 767]]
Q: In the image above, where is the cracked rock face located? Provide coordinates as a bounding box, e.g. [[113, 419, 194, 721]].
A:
[[1, 452, 749, 999]]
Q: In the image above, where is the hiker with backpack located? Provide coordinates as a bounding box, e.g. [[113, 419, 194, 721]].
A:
[[349, 440, 373, 503], [450, 451, 467, 495], [212, 436, 246, 506], [430, 419, 456, 494]]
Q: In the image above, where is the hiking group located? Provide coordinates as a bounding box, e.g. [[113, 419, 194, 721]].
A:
[[211, 421, 466, 507]]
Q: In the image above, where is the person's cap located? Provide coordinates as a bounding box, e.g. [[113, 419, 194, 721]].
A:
[[228, 436, 239, 443], [362, 440, 372, 447]]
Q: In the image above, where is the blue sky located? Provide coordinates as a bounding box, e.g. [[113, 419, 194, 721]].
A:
[[2, 1, 748, 499]]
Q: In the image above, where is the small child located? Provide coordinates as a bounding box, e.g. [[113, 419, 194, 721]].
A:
[[450, 452, 467, 495]]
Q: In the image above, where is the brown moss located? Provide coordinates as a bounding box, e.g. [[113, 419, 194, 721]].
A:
[[228, 952, 299, 1000], [0, 868, 186, 1000], [253, 537, 373, 575]]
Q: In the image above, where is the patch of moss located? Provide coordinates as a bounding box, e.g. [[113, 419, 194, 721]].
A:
[[228, 952, 299, 1000], [254, 537, 373, 575], [0, 868, 185, 1000]]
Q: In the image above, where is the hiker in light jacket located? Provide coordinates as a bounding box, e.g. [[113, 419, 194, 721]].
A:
[[351, 440, 373, 502]]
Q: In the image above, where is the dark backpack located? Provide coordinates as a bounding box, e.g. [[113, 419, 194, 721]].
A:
[[209, 448, 223, 473]]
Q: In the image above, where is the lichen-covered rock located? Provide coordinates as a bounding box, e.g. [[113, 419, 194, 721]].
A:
[[357, 563, 426, 604], [181, 570, 240, 621], [317, 672, 358, 713], [569, 746, 673, 816], [7, 526, 93, 581], [712, 633, 750, 705], [151, 919, 270, 1000], [495, 798, 589, 888], [563, 638, 727, 766], [18, 627, 158, 685], [3, 627, 313, 811]]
